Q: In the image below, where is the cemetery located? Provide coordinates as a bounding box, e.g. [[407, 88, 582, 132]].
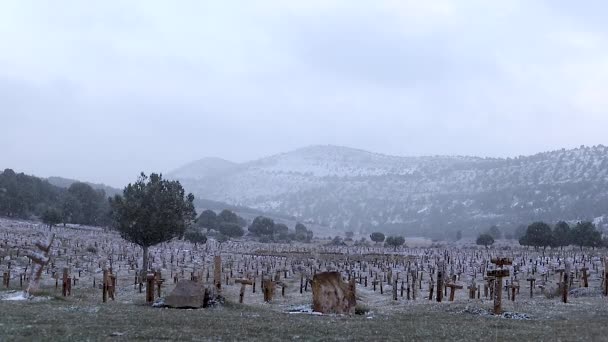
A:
[[1, 218, 608, 340]]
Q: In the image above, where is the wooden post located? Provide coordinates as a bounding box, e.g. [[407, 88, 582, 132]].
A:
[[62, 268, 68, 297], [156, 278, 163, 298], [581, 267, 589, 288], [510, 282, 518, 301], [214, 256, 222, 294], [484, 278, 489, 298], [604, 258, 608, 297], [146, 273, 155, 304], [468, 280, 476, 299], [392, 279, 398, 300], [488, 269, 510, 315], [102, 269, 108, 303], [412, 273, 417, 300], [263, 279, 276, 302], [109, 274, 116, 300], [527, 278, 535, 298], [563, 263, 570, 303], [436, 264, 443, 303], [494, 274, 503, 314], [235, 279, 253, 304]]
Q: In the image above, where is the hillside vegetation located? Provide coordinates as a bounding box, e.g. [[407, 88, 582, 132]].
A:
[[171, 145, 608, 238]]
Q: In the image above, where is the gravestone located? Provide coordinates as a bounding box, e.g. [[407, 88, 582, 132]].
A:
[[311, 272, 356, 315], [165, 280, 206, 308]]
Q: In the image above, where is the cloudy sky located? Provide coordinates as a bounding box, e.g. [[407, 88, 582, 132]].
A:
[[1, 0, 607, 187]]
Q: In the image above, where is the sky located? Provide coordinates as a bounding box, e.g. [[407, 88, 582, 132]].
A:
[[1, 0, 608, 187]]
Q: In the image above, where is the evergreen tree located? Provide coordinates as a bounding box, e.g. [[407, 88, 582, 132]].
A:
[[294, 223, 313, 242], [109, 173, 196, 272], [273, 223, 289, 235], [248, 216, 275, 236], [571, 221, 602, 250], [552, 221, 571, 249], [476, 233, 494, 248], [520, 222, 553, 250], [370, 232, 386, 243], [184, 228, 207, 245], [218, 209, 240, 225], [197, 210, 218, 229], [218, 222, 245, 238], [41, 208, 62, 230], [385, 236, 405, 250]]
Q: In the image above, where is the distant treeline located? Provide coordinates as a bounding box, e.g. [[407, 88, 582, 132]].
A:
[[192, 209, 313, 243], [0, 169, 110, 226], [475, 220, 606, 249]]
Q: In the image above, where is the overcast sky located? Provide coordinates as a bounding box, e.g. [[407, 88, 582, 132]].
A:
[[1, 0, 608, 187]]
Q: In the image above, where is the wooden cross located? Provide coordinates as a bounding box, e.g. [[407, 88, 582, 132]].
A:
[[467, 280, 477, 299], [24, 233, 55, 297], [488, 257, 512, 315], [235, 279, 254, 303], [445, 283, 463, 301]]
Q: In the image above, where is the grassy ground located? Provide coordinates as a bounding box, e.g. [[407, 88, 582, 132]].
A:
[[1, 289, 608, 341]]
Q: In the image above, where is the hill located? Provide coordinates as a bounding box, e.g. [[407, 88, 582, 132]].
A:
[[169, 145, 608, 238], [47, 176, 122, 197]]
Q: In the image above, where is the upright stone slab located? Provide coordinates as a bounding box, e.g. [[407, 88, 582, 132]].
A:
[[263, 279, 276, 302], [311, 272, 356, 315], [165, 280, 206, 309]]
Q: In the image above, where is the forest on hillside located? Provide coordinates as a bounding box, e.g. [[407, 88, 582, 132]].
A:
[[0, 169, 110, 226]]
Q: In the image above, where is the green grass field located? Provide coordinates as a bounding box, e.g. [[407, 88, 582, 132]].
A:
[[2, 289, 608, 341]]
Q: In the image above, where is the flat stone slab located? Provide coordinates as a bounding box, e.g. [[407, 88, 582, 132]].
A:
[[164, 280, 205, 309]]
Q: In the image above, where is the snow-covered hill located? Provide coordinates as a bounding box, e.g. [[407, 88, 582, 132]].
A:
[[169, 145, 608, 238]]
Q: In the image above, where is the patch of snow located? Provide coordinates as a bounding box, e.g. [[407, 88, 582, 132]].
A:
[[2, 292, 28, 301]]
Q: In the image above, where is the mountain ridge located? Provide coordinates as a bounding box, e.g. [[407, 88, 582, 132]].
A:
[[169, 144, 608, 238]]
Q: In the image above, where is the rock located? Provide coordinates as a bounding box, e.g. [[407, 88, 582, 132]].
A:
[[164, 280, 206, 309], [542, 283, 561, 299], [311, 272, 356, 315]]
